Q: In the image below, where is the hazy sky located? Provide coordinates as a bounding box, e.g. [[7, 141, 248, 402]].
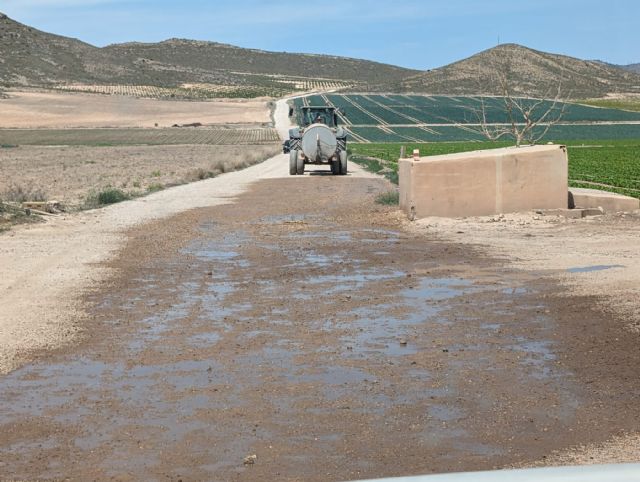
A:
[[0, 0, 637, 69]]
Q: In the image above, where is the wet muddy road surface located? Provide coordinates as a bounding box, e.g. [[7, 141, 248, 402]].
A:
[[2, 176, 640, 481]]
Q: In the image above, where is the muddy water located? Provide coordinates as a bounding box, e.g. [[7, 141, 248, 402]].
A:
[[1, 178, 639, 481]]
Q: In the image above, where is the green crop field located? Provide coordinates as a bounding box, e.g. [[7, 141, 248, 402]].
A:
[[292, 94, 640, 143], [349, 140, 640, 199], [0, 128, 280, 147]]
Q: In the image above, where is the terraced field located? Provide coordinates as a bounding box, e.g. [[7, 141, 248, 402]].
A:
[[293, 94, 640, 143], [53, 77, 356, 100], [0, 128, 280, 146]]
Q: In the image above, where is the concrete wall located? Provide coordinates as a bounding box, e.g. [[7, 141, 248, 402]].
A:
[[399, 145, 568, 218], [569, 187, 640, 213]]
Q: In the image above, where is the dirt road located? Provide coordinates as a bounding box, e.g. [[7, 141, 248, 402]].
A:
[[2, 169, 640, 480]]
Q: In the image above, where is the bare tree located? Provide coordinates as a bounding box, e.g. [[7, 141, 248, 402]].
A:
[[459, 54, 569, 147]]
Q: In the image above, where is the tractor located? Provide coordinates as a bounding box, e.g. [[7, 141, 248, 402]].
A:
[[283, 105, 348, 175]]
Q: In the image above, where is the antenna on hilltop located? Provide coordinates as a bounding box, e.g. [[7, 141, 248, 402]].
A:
[[497, 35, 501, 45]]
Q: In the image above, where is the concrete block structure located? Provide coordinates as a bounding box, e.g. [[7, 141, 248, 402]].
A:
[[569, 187, 639, 213], [399, 145, 568, 218]]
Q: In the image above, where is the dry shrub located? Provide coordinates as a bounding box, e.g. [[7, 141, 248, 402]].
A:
[[2, 183, 47, 203], [184, 144, 280, 183]]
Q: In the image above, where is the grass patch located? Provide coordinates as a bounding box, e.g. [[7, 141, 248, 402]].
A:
[[578, 98, 640, 112], [349, 154, 399, 184], [375, 190, 399, 205], [146, 182, 164, 193]]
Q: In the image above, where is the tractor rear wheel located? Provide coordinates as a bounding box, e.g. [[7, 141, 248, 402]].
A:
[[330, 159, 339, 175], [289, 150, 298, 175], [296, 154, 305, 175], [339, 151, 348, 175]]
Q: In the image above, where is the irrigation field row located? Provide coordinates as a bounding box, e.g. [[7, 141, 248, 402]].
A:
[[293, 94, 640, 142], [0, 128, 281, 147]]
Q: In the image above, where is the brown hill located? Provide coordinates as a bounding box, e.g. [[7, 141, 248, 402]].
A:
[[0, 12, 100, 85], [103, 39, 414, 87], [401, 44, 640, 99]]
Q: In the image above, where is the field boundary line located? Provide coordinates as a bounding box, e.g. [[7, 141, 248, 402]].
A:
[[320, 94, 352, 126]]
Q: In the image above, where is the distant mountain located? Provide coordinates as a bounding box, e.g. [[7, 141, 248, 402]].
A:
[[621, 63, 640, 74], [1, 13, 639, 100], [401, 44, 640, 99], [0, 13, 415, 91]]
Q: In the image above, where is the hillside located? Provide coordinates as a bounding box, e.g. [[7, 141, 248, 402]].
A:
[[401, 44, 640, 99], [1, 13, 638, 100], [0, 12, 101, 86], [103, 39, 414, 87], [0, 13, 415, 93]]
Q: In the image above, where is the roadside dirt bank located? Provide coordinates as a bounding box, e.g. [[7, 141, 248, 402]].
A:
[[1, 177, 639, 480]]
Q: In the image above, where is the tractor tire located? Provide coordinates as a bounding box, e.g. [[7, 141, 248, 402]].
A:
[[339, 151, 348, 175], [330, 159, 339, 175], [296, 154, 305, 175], [289, 150, 298, 175]]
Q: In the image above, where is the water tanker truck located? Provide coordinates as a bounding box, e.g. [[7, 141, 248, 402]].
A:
[[283, 106, 348, 175]]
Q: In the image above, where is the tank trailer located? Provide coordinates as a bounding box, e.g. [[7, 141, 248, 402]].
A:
[[283, 106, 348, 175]]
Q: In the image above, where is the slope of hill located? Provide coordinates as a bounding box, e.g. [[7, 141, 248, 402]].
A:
[[0, 12, 101, 86], [401, 44, 640, 99], [103, 39, 414, 87]]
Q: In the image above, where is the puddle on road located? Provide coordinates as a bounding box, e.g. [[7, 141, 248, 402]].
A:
[[567, 264, 624, 273]]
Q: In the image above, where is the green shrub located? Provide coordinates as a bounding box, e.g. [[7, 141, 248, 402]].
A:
[[146, 183, 164, 193], [96, 187, 131, 206], [375, 190, 400, 205]]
